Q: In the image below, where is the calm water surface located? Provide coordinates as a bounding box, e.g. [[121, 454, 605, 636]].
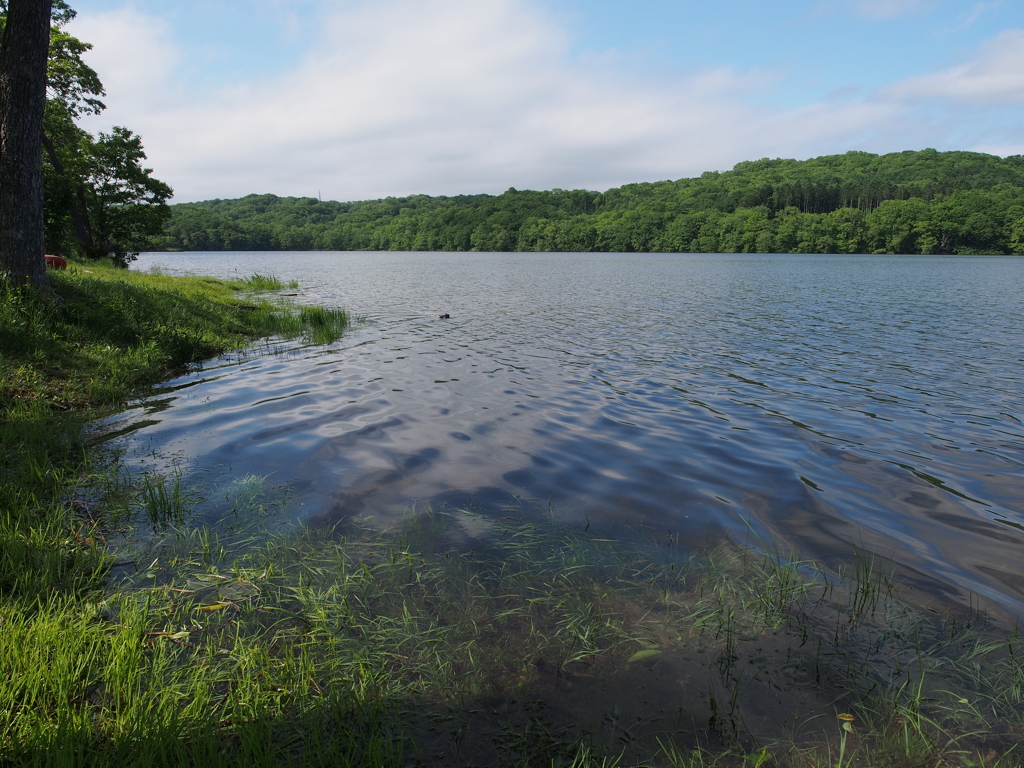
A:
[[113, 252, 1024, 617]]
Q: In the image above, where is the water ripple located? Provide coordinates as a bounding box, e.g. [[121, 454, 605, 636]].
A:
[[105, 251, 1024, 619]]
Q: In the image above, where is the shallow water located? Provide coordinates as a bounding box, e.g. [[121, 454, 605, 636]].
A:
[[109, 251, 1024, 618]]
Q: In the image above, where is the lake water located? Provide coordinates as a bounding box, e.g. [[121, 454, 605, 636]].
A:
[[115, 251, 1024, 619]]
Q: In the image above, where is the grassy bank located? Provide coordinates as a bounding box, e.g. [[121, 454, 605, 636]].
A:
[[1, 263, 344, 419], [0, 261, 348, 619], [1, 265, 1022, 767]]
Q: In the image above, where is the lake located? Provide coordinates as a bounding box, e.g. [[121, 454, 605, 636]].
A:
[[114, 251, 1024, 620]]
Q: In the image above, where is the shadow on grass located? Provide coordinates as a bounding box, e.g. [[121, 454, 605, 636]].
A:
[[0, 265, 348, 416], [5, 489, 1023, 768]]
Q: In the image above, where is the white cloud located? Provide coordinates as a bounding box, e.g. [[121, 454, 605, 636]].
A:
[[70, 8, 182, 114], [65, 0, 1013, 204], [884, 29, 1024, 105], [953, 2, 1001, 31]]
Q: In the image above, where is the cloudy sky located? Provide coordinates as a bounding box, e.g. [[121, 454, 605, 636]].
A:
[[68, 0, 1024, 203]]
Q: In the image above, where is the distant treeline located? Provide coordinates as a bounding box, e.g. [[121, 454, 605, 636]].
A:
[[156, 149, 1024, 255]]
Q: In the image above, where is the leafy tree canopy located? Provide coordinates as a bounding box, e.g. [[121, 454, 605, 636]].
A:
[[159, 149, 1024, 256], [0, 0, 171, 266]]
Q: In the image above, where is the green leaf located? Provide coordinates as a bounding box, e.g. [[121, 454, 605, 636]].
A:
[[197, 601, 232, 611], [627, 649, 662, 663]]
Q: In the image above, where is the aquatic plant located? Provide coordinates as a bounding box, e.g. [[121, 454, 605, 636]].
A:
[[3, 265, 1021, 766], [4, 479, 1021, 767], [239, 273, 300, 292]]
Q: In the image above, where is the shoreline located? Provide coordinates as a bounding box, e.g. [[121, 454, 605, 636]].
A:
[[1, 264, 1021, 766]]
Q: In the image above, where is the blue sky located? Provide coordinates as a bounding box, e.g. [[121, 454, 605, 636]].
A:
[[68, 0, 1024, 202]]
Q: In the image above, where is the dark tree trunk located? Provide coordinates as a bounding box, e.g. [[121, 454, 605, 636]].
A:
[[0, 0, 53, 292]]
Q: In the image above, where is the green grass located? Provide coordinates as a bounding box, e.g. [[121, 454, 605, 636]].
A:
[[2, 263, 1022, 766], [4, 493, 1023, 766], [1, 261, 346, 418], [0, 261, 348, 596], [238, 273, 301, 291], [0, 263, 352, 762]]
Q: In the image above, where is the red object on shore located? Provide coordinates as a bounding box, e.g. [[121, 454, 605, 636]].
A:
[[44, 254, 67, 269]]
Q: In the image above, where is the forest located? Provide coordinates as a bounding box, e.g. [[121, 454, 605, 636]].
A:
[[156, 149, 1024, 255]]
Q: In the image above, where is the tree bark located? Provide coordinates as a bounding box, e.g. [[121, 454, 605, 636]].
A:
[[0, 0, 53, 292]]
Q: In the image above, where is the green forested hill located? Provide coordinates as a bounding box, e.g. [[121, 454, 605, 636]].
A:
[[156, 149, 1024, 255]]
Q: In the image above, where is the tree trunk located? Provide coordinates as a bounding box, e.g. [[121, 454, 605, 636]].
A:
[[0, 0, 53, 292]]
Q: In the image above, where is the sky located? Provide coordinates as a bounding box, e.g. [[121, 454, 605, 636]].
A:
[[66, 0, 1024, 203]]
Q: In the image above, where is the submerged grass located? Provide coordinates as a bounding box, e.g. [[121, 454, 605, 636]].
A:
[[0, 262, 349, 763], [2, 262, 1022, 766], [4, 492, 1024, 767], [0, 260, 349, 600]]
